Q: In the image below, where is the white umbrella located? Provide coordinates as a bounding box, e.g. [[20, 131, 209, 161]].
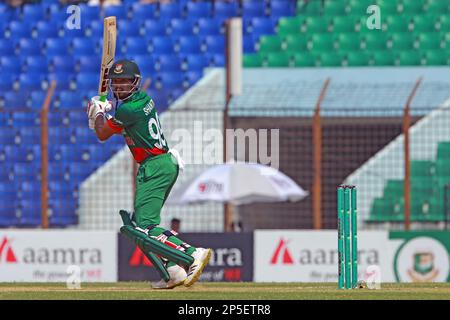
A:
[[166, 162, 308, 206]]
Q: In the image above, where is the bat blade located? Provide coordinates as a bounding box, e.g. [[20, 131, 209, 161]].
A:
[[98, 16, 117, 101]]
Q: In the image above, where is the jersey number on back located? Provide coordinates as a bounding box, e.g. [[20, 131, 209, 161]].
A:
[[148, 113, 167, 149]]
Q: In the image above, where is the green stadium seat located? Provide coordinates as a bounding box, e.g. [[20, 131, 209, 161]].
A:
[[346, 52, 371, 66], [386, 16, 413, 33], [412, 15, 438, 32], [323, 1, 347, 16], [277, 16, 304, 36], [243, 54, 263, 67], [400, 0, 425, 14], [363, 33, 388, 50], [297, 0, 323, 15], [373, 51, 396, 66], [417, 33, 443, 50], [436, 159, 450, 176], [423, 50, 448, 65], [258, 35, 283, 53], [337, 33, 361, 52], [439, 16, 450, 32], [293, 52, 317, 67], [303, 16, 331, 34], [378, 0, 400, 15], [384, 179, 404, 198], [398, 51, 423, 66], [422, 197, 445, 222], [411, 176, 435, 197], [266, 52, 292, 67], [318, 52, 343, 67], [309, 34, 335, 52], [370, 198, 393, 222], [425, 0, 450, 14], [332, 16, 357, 33], [437, 142, 450, 159], [348, 0, 374, 16], [411, 160, 435, 177], [357, 16, 384, 33], [284, 35, 308, 52], [389, 33, 416, 50]]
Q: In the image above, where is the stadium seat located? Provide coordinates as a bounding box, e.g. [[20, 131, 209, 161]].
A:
[[48, 162, 69, 181], [28, 92, 46, 110], [75, 73, 98, 91], [323, 1, 347, 16], [104, 5, 129, 21], [143, 20, 168, 36], [424, 50, 449, 65], [68, 163, 95, 182], [243, 53, 263, 68], [119, 20, 141, 37], [87, 20, 103, 38], [156, 72, 184, 90], [258, 35, 283, 52], [57, 91, 83, 109], [0, 39, 15, 56], [45, 38, 69, 56], [439, 16, 450, 32], [195, 18, 223, 35], [170, 19, 194, 36], [18, 39, 42, 56], [131, 3, 157, 21], [18, 73, 46, 91], [243, 34, 257, 53], [35, 20, 61, 39], [4, 145, 36, 162], [78, 3, 101, 21], [398, 51, 423, 66], [47, 73, 73, 91], [285, 35, 308, 53], [214, 1, 239, 19], [332, 16, 357, 33], [19, 199, 41, 227], [150, 37, 175, 54], [49, 55, 75, 73], [176, 36, 202, 54], [242, 1, 266, 18], [266, 52, 291, 67], [6, 21, 33, 38], [49, 200, 78, 226], [401, 0, 425, 14], [297, 0, 323, 15], [417, 33, 442, 50], [13, 163, 40, 182], [363, 33, 388, 50], [318, 52, 343, 67], [159, 2, 183, 19], [337, 33, 361, 52], [25, 56, 48, 74], [123, 37, 149, 55], [156, 54, 182, 72], [56, 145, 90, 163], [379, 0, 400, 15], [12, 111, 39, 127], [303, 16, 330, 33], [22, 4, 47, 20], [426, 0, 450, 14], [48, 112, 67, 126], [184, 71, 203, 87], [437, 142, 450, 159], [386, 16, 412, 33], [309, 34, 335, 52], [0, 198, 18, 227], [132, 55, 156, 79], [74, 127, 99, 145], [182, 54, 209, 71], [2, 92, 28, 110], [203, 35, 225, 54], [76, 56, 101, 73], [68, 111, 87, 127], [390, 33, 416, 50], [1, 56, 22, 74], [49, 126, 74, 145], [186, 1, 212, 18], [346, 52, 371, 66], [209, 54, 225, 67], [0, 128, 17, 145], [412, 15, 438, 32], [72, 38, 97, 56], [277, 16, 303, 36], [18, 127, 40, 145], [0, 74, 16, 91], [250, 17, 276, 37], [270, 1, 295, 18]]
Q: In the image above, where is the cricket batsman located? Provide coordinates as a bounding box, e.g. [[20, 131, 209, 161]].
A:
[[86, 59, 212, 289]]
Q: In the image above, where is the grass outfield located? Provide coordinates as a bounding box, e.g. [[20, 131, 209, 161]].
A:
[[0, 282, 449, 300]]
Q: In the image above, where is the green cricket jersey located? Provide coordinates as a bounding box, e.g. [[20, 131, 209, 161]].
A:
[[106, 90, 169, 163]]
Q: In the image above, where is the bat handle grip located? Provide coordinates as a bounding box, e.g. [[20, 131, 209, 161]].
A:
[[100, 95, 106, 102]]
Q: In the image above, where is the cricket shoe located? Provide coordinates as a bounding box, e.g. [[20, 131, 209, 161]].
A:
[[184, 248, 212, 287], [151, 264, 187, 290]]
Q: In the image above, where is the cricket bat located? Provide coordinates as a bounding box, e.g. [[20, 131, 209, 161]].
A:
[[98, 16, 117, 102]]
